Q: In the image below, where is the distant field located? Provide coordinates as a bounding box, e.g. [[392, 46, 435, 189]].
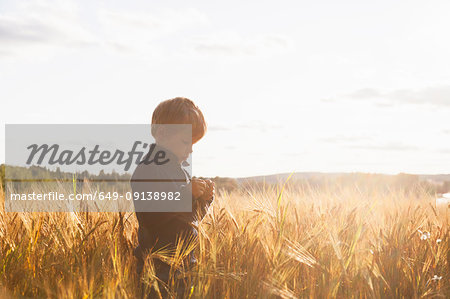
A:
[[0, 180, 448, 298]]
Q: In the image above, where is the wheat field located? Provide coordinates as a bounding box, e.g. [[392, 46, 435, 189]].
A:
[[0, 181, 448, 298]]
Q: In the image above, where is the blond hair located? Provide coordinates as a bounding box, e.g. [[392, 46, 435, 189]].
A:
[[151, 97, 207, 143]]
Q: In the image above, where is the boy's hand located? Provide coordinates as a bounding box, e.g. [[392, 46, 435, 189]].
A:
[[191, 178, 206, 199], [199, 179, 215, 203]]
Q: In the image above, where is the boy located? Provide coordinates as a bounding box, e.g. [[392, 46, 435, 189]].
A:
[[131, 97, 214, 297]]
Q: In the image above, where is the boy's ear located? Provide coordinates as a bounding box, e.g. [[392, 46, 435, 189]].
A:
[[153, 126, 166, 139]]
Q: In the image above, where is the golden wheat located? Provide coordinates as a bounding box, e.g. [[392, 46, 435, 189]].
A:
[[0, 181, 448, 298]]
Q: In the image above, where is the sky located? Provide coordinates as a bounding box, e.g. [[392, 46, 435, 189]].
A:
[[1, 0, 449, 178]]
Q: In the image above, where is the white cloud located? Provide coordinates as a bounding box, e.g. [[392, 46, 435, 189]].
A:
[[0, 1, 209, 60], [97, 8, 208, 55], [345, 141, 419, 151], [345, 86, 450, 107], [0, 1, 294, 62], [390, 86, 450, 107], [436, 148, 450, 154], [188, 33, 294, 58], [235, 120, 284, 132], [208, 121, 283, 132], [0, 0, 96, 60], [318, 135, 372, 144], [208, 124, 231, 131], [346, 88, 382, 100]]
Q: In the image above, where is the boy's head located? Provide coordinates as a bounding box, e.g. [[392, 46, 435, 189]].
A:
[[151, 97, 207, 162]]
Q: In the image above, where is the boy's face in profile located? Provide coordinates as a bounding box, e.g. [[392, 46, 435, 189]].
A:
[[155, 127, 194, 163]]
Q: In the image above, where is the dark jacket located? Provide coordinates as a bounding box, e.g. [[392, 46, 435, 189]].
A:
[[131, 143, 212, 265]]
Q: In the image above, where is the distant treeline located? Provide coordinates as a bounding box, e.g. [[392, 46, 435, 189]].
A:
[[0, 164, 132, 192], [1, 164, 448, 195], [0, 164, 240, 193], [239, 173, 450, 196]]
